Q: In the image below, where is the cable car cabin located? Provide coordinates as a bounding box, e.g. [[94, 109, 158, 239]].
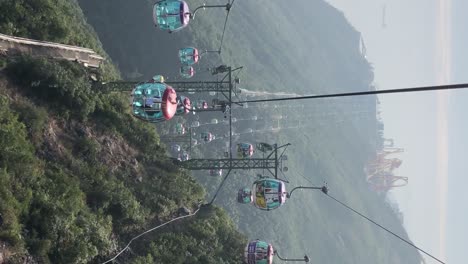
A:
[[170, 144, 181, 153], [209, 169, 223, 177], [153, 0, 190, 33], [175, 123, 186, 135], [237, 143, 254, 158], [175, 96, 191, 115], [237, 188, 253, 204], [180, 65, 195, 79], [211, 118, 218, 124], [179, 47, 199, 65], [252, 179, 287, 211], [149, 75, 165, 83], [178, 151, 190, 161], [256, 143, 273, 153], [191, 121, 200, 127], [201, 132, 214, 142], [131, 82, 177, 123], [196, 100, 208, 109], [244, 240, 274, 264]]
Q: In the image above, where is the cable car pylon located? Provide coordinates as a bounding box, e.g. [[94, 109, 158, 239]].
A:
[[97, 66, 242, 94], [177, 143, 290, 179], [161, 127, 194, 154]]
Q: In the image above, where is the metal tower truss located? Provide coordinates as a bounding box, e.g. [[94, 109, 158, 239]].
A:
[[180, 158, 276, 170], [178, 143, 290, 179], [98, 80, 232, 93]]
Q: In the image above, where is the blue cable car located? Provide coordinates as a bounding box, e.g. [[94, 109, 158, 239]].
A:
[[237, 188, 253, 204], [244, 240, 310, 264], [180, 65, 195, 79], [237, 143, 254, 158], [178, 47, 199, 65], [153, 0, 190, 33], [200, 132, 215, 142], [238, 179, 287, 211], [131, 82, 178, 123], [196, 100, 208, 109], [244, 240, 274, 264]]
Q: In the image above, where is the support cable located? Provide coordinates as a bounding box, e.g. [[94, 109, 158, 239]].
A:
[[295, 170, 444, 263], [208, 169, 233, 205], [236, 83, 468, 104], [218, 0, 235, 53], [324, 193, 446, 264], [101, 208, 201, 264]]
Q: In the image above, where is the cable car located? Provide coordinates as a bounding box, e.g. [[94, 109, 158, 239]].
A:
[[209, 169, 223, 177], [148, 75, 165, 83], [180, 65, 195, 79], [196, 100, 208, 109], [244, 240, 310, 264], [238, 178, 328, 211], [131, 82, 178, 123], [170, 144, 181, 153], [256, 143, 273, 153], [237, 188, 253, 204], [153, 0, 190, 33], [175, 123, 186, 135], [201, 132, 215, 142], [191, 121, 200, 128], [211, 118, 218, 124], [251, 179, 287, 211], [179, 47, 220, 65], [176, 96, 191, 115], [178, 151, 190, 161], [178, 47, 199, 65], [244, 240, 274, 264], [237, 143, 254, 158]]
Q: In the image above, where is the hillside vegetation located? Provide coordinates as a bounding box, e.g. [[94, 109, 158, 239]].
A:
[[77, 0, 423, 263], [0, 0, 245, 263]]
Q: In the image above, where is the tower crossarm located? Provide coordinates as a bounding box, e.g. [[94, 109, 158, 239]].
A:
[[179, 158, 277, 170], [97, 81, 232, 93], [165, 81, 231, 93], [98, 81, 140, 92], [160, 136, 192, 143]]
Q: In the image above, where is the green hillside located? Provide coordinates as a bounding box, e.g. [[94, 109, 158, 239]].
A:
[[77, 0, 423, 263], [0, 0, 424, 263], [0, 1, 245, 263]]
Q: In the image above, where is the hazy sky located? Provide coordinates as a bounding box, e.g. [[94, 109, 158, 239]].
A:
[[325, 0, 466, 263]]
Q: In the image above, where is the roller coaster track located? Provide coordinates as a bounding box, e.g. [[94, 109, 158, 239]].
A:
[[0, 33, 104, 68]]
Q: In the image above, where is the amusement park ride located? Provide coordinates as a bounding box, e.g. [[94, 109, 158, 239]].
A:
[[366, 146, 408, 192]]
